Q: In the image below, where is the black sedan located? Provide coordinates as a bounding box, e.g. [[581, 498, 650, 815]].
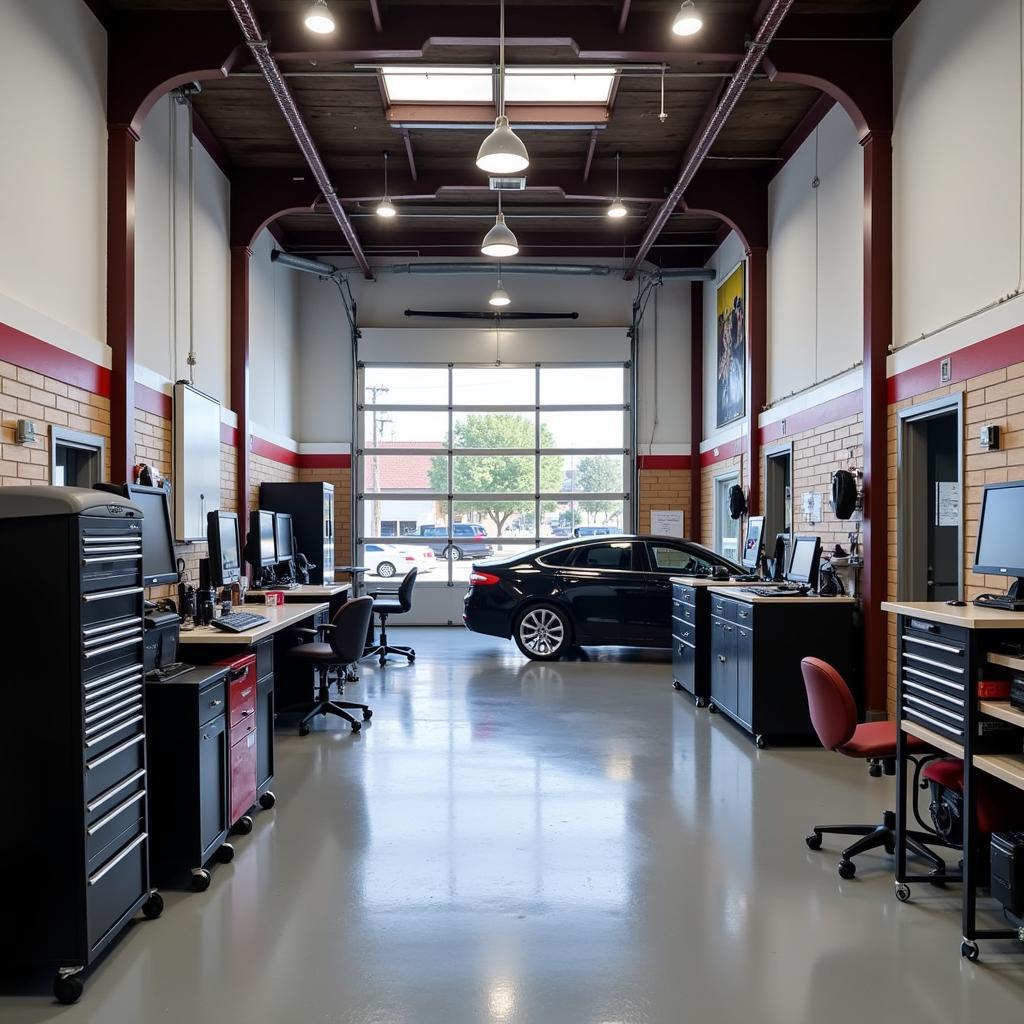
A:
[[463, 535, 743, 660]]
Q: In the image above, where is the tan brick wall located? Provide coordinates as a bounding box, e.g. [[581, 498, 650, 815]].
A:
[[249, 451, 299, 512], [700, 454, 744, 549], [299, 464, 352, 567], [637, 467, 692, 536], [0, 360, 111, 484]]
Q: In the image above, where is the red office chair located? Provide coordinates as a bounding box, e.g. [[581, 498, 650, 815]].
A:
[[801, 657, 947, 879]]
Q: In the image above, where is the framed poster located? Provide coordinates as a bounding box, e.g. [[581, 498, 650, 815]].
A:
[[716, 261, 746, 428]]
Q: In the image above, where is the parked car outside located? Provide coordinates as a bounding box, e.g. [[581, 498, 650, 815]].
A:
[[572, 525, 620, 538], [365, 543, 435, 578], [419, 522, 495, 560]]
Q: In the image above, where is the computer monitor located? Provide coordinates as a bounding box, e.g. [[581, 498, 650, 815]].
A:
[[974, 482, 1024, 596], [787, 535, 823, 588], [274, 512, 295, 562], [248, 509, 278, 569], [742, 515, 765, 570], [207, 510, 241, 587], [125, 483, 179, 586]]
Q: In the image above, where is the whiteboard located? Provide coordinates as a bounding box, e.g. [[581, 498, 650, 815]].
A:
[[173, 383, 222, 541]]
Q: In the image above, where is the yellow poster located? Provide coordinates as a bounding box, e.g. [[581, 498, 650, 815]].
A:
[[716, 261, 746, 428]]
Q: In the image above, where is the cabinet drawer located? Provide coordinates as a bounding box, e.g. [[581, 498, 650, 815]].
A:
[[86, 790, 146, 860], [672, 636, 695, 689], [672, 600, 696, 626], [672, 618, 696, 647], [230, 731, 258, 824], [85, 733, 146, 801], [672, 583, 696, 607], [733, 602, 753, 625], [198, 681, 227, 727], [900, 622, 967, 673], [230, 714, 257, 749], [710, 597, 740, 622], [81, 588, 144, 629], [219, 654, 258, 728], [86, 827, 148, 950], [86, 766, 147, 828]]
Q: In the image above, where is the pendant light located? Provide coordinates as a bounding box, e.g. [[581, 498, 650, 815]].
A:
[[476, 0, 529, 174], [672, 0, 703, 36], [481, 192, 519, 257], [607, 152, 627, 219], [304, 0, 336, 34], [489, 264, 511, 307], [376, 152, 397, 218]]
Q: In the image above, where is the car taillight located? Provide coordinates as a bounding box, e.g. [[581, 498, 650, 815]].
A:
[[405, 555, 416, 561], [469, 570, 500, 586]]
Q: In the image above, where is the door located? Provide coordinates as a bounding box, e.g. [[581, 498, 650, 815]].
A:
[[714, 472, 740, 561], [558, 541, 648, 643], [640, 541, 719, 643], [899, 400, 963, 601], [323, 485, 335, 580], [764, 448, 792, 550], [710, 616, 737, 713]]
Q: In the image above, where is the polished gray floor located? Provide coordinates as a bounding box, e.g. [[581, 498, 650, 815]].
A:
[[5, 628, 1024, 1023]]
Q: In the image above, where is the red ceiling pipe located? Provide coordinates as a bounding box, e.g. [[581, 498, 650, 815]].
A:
[[624, 0, 795, 279], [226, 0, 374, 279]]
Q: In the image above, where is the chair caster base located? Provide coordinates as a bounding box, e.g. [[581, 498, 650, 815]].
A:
[[191, 868, 211, 892], [142, 890, 164, 918], [961, 940, 980, 962], [805, 832, 822, 851], [54, 969, 85, 1005], [838, 859, 856, 880], [259, 790, 277, 809]]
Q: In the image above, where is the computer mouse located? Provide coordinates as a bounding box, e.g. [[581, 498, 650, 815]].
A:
[[946, 599, 967, 607]]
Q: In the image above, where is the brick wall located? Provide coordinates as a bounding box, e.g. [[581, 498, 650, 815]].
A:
[[637, 466, 691, 536], [1, 360, 111, 484], [299, 463, 352, 567]]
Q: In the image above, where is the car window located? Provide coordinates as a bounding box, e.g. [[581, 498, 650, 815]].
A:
[[367, 544, 382, 552], [538, 547, 575, 567], [573, 542, 634, 571], [647, 543, 714, 574]]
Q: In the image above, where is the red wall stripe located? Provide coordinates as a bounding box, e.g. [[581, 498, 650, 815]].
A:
[[297, 452, 352, 469], [221, 422, 238, 447], [637, 454, 691, 470], [0, 321, 111, 396], [251, 434, 300, 467], [134, 381, 172, 418], [759, 387, 863, 444], [699, 436, 747, 467]]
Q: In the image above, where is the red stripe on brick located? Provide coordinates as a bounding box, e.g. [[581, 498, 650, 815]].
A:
[[297, 452, 352, 469], [699, 436, 747, 467], [134, 381, 172, 418], [637, 454, 691, 470], [888, 324, 1024, 403], [759, 387, 863, 444], [221, 422, 239, 447], [0, 321, 111, 395], [251, 434, 301, 467]]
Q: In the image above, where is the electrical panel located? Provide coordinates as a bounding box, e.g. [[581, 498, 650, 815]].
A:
[[173, 382, 222, 541]]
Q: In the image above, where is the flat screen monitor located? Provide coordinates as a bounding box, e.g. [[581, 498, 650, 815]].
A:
[[274, 512, 295, 562], [974, 482, 1024, 581], [249, 509, 277, 568], [126, 483, 179, 586], [207, 510, 241, 587], [742, 515, 765, 570], [787, 535, 822, 587]]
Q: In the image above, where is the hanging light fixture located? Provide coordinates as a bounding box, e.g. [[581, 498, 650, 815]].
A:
[[489, 264, 511, 307], [672, 0, 703, 36], [376, 152, 397, 218], [607, 152, 627, 219], [304, 0, 336, 34], [481, 192, 519, 257], [476, 0, 529, 174]]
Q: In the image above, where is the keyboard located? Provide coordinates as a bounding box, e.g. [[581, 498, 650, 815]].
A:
[[741, 586, 808, 598], [211, 611, 270, 633]]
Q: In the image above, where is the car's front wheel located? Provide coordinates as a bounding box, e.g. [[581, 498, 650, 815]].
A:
[[514, 603, 572, 661], [377, 561, 396, 578]]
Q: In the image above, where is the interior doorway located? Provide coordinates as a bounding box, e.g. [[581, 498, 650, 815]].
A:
[[898, 396, 963, 602], [764, 446, 792, 552]]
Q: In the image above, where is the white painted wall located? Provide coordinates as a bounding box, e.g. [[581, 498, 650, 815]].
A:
[[249, 230, 302, 439], [767, 104, 863, 404], [703, 231, 746, 442], [135, 95, 231, 403], [893, 0, 1024, 354], [0, 0, 106, 355]]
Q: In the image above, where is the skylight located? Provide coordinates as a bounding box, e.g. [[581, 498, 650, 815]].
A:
[[381, 66, 617, 105]]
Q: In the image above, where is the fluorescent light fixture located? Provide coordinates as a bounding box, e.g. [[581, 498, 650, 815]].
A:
[[672, 0, 703, 36], [481, 213, 519, 258], [381, 66, 492, 104], [505, 68, 616, 104], [476, 116, 529, 174], [304, 0, 336, 34]]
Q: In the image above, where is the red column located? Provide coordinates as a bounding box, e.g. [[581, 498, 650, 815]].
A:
[[107, 123, 139, 484], [861, 131, 893, 715], [745, 246, 768, 514], [690, 281, 704, 540], [230, 245, 251, 529]]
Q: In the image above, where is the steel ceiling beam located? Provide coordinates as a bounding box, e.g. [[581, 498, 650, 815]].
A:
[[625, 0, 796, 279], [226, 0, 373, 278]]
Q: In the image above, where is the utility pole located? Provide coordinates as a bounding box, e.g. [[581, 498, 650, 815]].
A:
[[367, 385, 390, 537]]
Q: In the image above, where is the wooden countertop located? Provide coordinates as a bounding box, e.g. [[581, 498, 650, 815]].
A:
[[708, 586, 856, 605], [246, 583, 350, 599], [177, 601, 330, 646], [901, 718, 965, 758], [670, 577, 757, 588], [882, 600, 1024, 629]]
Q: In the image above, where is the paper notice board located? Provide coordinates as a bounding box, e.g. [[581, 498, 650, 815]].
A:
[[651, 510, 685, 538]]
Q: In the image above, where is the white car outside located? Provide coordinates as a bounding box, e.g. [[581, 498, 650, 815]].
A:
[[365, 543, 435, 578]]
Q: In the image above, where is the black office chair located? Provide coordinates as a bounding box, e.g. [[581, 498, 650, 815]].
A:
[[288, 596, 374, 734], [366, 567, 418, 666]]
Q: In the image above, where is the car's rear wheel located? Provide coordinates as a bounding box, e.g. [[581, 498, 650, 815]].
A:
[[377, 561, 396, 578], [514, 604, 571, 660], [448, 546, 463, 561]]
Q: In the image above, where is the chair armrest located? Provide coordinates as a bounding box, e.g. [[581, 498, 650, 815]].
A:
[[293, 623, 337, 641]]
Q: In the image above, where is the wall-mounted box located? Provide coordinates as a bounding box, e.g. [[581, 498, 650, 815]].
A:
[[173, 382, 222, 541]]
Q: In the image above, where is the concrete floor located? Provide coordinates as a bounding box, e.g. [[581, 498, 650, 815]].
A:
[[4, 627, 1024, 1023]]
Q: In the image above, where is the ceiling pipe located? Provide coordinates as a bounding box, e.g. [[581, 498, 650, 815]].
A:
[[624, 0, 796, 280], [270, 250, 340, 277], [374, 262, 715, 279], [226, 0, 374, 279]]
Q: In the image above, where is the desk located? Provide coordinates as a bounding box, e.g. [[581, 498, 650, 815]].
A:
[[706, 587, 858, 747], [247, 583, 351, 619], [178, 601, 331, 647], [670, 578, 754, 706], [883, 600, 1024, 959]]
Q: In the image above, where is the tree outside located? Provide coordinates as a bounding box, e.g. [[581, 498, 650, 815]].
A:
[[572, 455, 622, 524], [428, 413, 564, 536]]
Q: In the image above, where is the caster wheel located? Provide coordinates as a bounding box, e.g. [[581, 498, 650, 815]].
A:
[[299, 724, 310, 737], [673, 681, 684, 691], [379, 657, 387, 668], [216, 843, 235, 864], [895, 882, 912, 903], [708, 703, 719, 714], [234, 815, 254, 836], [191, 869, 212, 892], [838, 859, 856, 880], [259, 791, 277, 810], [351, 720, 362, 733], [695, 696, 709, 708], [755, 735, 766, 749], [54, 973, 84, 1005], [142, 891, 164, 919], [961, 940, 980, 962], [363, 709, 373, 720], [408, 654, 416, 663], [928, 868, 947, 888], [805, 833, 823, 851]]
